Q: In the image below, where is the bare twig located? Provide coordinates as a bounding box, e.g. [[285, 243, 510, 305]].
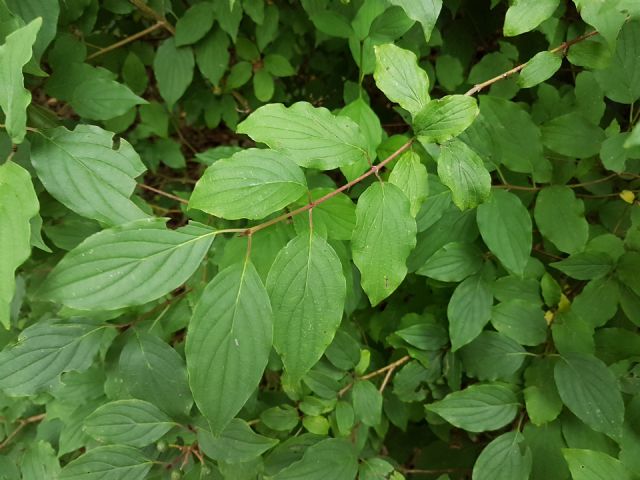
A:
[[339, 355, 411, 397], [137, 183, 189, 205], [0, 413, 45, 450], [129, 0, 175, 34], [87, 22, 164, 60]]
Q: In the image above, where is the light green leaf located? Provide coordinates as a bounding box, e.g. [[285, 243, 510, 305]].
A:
[[292, 188, 356, 240], [573, 0, 626, 47], [541, 113, 605, 158], [417, 241, 483, 281], [237, 102, 368, 170], [437, 139, 491, 210], [40, 218, 214, 310], [352, 380, 383, 426], [186, 262, 272, 434], [594, 21, 640, 104], [84, 399, 174, 447], [31, 124, 148, 226], [518, 51, 562, 88], [524, 358, 563, 425], [59, 445, 152, 480], [414, 95, 479, 144], [551, 252, 614, 280], [120, 332, 193, 418], [260, 405, 299, 432], [266, 232, 346, 382], [272, 438, 358, 480], [389, 0, 441, 42], [175, 2, 215, 46], [460, 331, 526, 381], [196, 29, 230, 86], [472, 432, 532, 480], [554, 353, 624, 438], [352, 182, 417, 306], [0, 319, 104, 395], [189, 149, 307, 220], [254, 69, 275, 102], [153, 38, 194, 107], [6, 0, 58, 62], [21, 441, 60, 480], [477, 190, 532, 276], [339, 97, 383, 164], [534, 186, 588, 254], [448, 272, 493, 351], [491, 300, 548, 346], [389, 151, 428, 216], [504, 0, 560, 36], [562, 449, 632, 480], [70, 77, 146, 120], [426, 383, 519, 432], [0, 161, 38, 328], [373, 43, 430, 116], [198, 419, 278, 464], [0, 18, 41, 143]]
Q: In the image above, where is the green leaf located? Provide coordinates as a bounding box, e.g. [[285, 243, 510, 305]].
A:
[[84, 399, 175, 447], [352, 380, 383, 426], [388, 0, 442, 42], [0, 319, 104, 395], [198, 419, 278, 464], [472, 432, 532, 480], [196, 29, 230, 86], [189, 149, 307, 220], [534, 186, 589, 254], [175, 2, 215, 46], [254, 69, 275, 102], [6, 0, 58, 62], [389, 151, 428, 217], [562, 449, 632, 480], [272, 438, 358, 480], [31, 124, 148, 226], [518, 51, 562, 88], [477, 190, 532, 276], [237, 102, 369, 170], [414, 95, 479, 144], [437, 139, 491, 210], [426, 383, 519, 432], [417, 241, 483, 281], [503, 0, 559, 36], [554, 353, 624, 438], [70, 77, 146, 120], [524, 358, 564, 425], [260, 405, 299, 432], [267, 232, 345, 382], [339, 98, 383, 164], [21, 441, 61, 480], [264, 54, 295, 77], [352, 182, 417, 306], [59, 445, 152, 480], [551, 252, 614, 280], [153, 38, 194, 107], [448, 272, 493, 351], [373, 43, 430, 116], [460, 331, 526, 381], [186, 262, 272, 434], [0, 18, 41, 143], [0, 161, 38, 328], [292, 188, 356, 240], [40, 218, 214, 310], [541, 113, 605, 158], [120, 332, 193, 418], [491, 300, 548, 346]]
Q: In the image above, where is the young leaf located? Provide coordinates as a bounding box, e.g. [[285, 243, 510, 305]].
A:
[[562, 449, 632, 480], [472, 432, 532, 480], [373, 43, 430, 116], [448, 273, 493, 351], [503, 0, 559, 37], [84, 399, 175, 447], [437, 139, 491, 210], [120, 332, 193, 418], [266, 232, 346, 382], [189, 149, 307, 220], [413, 95, 479, 144], [186, 262, 272, 434], [30, 125, 148, 226], [518, 51, 562, 88], [59, 445, 152, 480], [0, 18, 41, 143], [198, 419, 279, 464], [272, 438, 358, 480], [388, 0, 442, 42], [237, 102, 368, 170], [477, 190, 532, 276], [534, 186, 589, 254], [40, 218, 215, 311], [426, 383, 519, 432], [153, 38, 194, 107], [388, 151, 428, 217], [0, 319, 104, 395], [351, 182, 417, 306], [0, 161, 39, 328]]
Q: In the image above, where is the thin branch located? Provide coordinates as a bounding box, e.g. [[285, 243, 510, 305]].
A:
[[129, 0, 175, 34], [0, 413, 45, 450], [137, 183, 189, 204], [464, 30, 598, 96], [87, 22, 164, 60], [339, 355, 411, 397]]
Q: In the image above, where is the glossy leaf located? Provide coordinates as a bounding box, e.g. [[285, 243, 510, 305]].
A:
[[518, 51, 562, 88]]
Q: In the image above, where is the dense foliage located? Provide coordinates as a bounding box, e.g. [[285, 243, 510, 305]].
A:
[[1, 0, 640, 478]]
